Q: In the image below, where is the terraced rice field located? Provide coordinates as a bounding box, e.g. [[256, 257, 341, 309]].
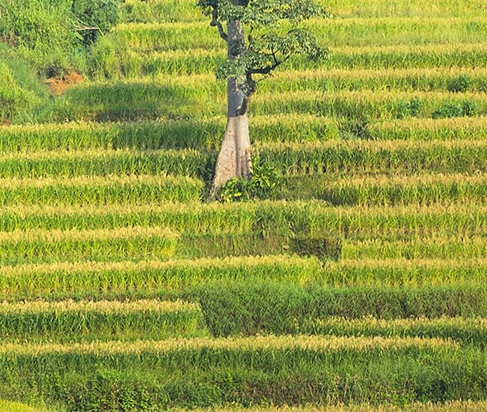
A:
[[1, 0, 487, 410]]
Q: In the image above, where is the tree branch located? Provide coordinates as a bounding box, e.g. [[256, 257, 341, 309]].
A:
[[248, 54, 291, 75], [210, 5, 228, 41]]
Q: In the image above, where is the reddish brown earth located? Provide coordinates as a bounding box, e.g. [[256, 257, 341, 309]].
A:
[[46, 70, 84, 95]]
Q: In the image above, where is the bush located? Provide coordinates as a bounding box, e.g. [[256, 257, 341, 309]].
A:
[[0, 60, 43, 124], [0, 0, 120, 76], [71, 0, 121, 46], [447, 74, 472, 93], [217, 157, 282, 202], [432, 100, 478, 119], [0, 0, 81, 76]]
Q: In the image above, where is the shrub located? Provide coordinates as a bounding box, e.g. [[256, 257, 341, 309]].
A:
[[432, 100, 478, 119], [217, 157, 282, 202], [0, 60, 42, 123], [0, 0, 81, 76], [447, 74, 472, 93], [71, 0, 121, 46]]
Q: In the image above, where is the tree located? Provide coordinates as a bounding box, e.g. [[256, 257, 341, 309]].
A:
[[197, 0, 328, 198]]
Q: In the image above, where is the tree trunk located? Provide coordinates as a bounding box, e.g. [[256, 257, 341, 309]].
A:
[[209, 19, 252, 199]]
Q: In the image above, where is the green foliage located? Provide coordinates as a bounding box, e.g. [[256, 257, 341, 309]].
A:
[[217, 157, 281, 202], [72, 0, 121, 46], [447, 74, 472, 93], [0, 61, 42, 124], [0, 0, 120, 77], [432, 100, 478, 119], [0, 0, 83, 76], [198, 0, 328, 93], [291, 236, 342, 261], [395, 97, 422, 118], [5, 338, 487, 410]]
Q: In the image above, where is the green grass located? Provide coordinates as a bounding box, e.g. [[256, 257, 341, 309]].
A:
[[0, 399, 52, 412], [276, 172, 487, 204]]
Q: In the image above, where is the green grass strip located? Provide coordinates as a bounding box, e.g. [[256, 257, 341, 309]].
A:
[[3, 139, 487, 180], [300, 316, 487, 348], [1, 202, 487, 241], [107, 18, 487, 53], [0, 148, 214, 180], [88, 43, 487, 79], [368, 117, 487, 141], [189, 282, 487, 336]]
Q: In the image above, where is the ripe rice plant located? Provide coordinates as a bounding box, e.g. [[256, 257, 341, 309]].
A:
[[0, 115, 339, 153], [2, 201, 487, 242], [302, 316, 487, 348], [89, 42, 487, 80], [103, 18, 487, 54], [0, 175, 204, 206], [322, 43, 487, 70], [0, 226, 179, 265], [0, 400, 49, 412], [0, 148, 214, 180], [119, 0, 487, 21], [0, 334, 483, 409], [256, 140, 487, 176], [323, 258, 487, 287], [253, 90, 487, 119], [325, 0, 487, 18], [0, 299, 209, 342], [278, 172, 487, 205], [0, 255, 321, 300], [261, 67, 487, 94], [368, 117, 487, 141], [165, 401, 487, 411], [42, 83, 487, 123], [3, 139, 487, 182], [4, 0, 487, 410], [343, 235, 487, 260]]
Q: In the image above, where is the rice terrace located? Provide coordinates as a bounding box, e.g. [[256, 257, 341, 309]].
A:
[[1, 0, 487, 410]]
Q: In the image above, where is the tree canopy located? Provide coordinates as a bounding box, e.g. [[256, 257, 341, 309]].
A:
[[198, 0, 328, 100]]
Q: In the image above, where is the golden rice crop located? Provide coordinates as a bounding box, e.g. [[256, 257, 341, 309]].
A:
[[0, 335, 458, 357], [0, 254, 320, 278], [169, 400, 487, 411], [0, 299, 201, 315], [0, 174, 198, 189], [0, 226, 178, 243], [342, 234, 487, 260]]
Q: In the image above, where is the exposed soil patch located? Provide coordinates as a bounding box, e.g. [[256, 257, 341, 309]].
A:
[[46, 70, 84, 96]]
